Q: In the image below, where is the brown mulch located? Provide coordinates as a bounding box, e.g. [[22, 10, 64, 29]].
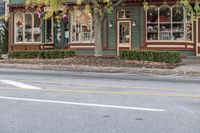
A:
[[4, 56, 181, 69]]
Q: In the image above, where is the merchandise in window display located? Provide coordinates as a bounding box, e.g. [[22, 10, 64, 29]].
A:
[[146, 5, 193, 42], [16, 21, 23, 42], [186, 23, 192, 41]]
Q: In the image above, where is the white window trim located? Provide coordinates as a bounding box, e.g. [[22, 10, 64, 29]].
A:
[[45, 17, 54, 44], [70, 10, 94, 44], [14, 11, 42, 44], [117, 9, 131, 19], [146, 5, 194, 43]]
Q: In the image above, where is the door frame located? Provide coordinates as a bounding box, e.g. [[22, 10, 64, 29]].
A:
[[196, 17, 200, 56], [117, 20, 132, 55]]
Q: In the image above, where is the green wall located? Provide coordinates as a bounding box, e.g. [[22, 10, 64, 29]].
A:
[[131, 6, 140, 49], [10, 0, 25, 4], [107, 11, 116, 49], [106, 6, 142, 50], [139, 7, 145, 48]]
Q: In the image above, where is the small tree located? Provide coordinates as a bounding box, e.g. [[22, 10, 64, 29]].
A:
[[27, 0, 124, 56]]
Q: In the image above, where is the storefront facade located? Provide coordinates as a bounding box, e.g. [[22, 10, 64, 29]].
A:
[[8, 0, 200, 56]]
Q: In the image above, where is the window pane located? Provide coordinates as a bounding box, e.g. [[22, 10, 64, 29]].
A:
[[119, 22, 130, 43], [46, 18, 53, 43], [159, 6, 171, 22], [118, 11, 124, 19], [160, 24, 171, 40], [15, 12, 23, 42], [172, 5, 183, 22], [118, 10, 131, 19], [159, 6, 171, 40], [81, 11, 92, 41], [34, 14, 41, 42], [147, 6, 158, 40], [25, 13, 32, 42], [125, 11, 131, 18], [147, 7, 158, 22], [172, 23, 184, 40], [71, 9, 81, 42]]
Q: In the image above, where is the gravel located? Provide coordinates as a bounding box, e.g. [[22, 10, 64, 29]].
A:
[[4, 56, 181, 69]]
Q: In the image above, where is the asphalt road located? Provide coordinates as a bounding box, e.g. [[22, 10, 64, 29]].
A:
[[0, 68, 200, 133]]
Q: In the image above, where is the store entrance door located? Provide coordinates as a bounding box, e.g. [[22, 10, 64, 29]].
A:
[[196, 17, 200, 56], [117, 21, 131, 55]]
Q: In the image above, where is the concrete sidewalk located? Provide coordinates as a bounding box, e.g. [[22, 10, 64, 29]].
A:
[[0, 57, 200, 77]]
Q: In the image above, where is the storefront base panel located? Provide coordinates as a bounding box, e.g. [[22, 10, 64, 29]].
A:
[[75, 49, 117, 56], [76, 50, 95, 56], [11, 45, 41, 51], [179, 51, 195, 56]]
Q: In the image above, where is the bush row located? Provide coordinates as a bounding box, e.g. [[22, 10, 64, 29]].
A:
[[119, 50, 181, 63], [8, 50, 76, 59]]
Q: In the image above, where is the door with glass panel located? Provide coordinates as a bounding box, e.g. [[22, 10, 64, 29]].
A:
[[117, 21, 131, 55], [196, 17, 200, 56]]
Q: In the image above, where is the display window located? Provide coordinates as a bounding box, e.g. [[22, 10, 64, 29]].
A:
[[146, 4, 193, 42], [70, 9, 94, 43], [15, 12, 42, 43], [45, 18, 53, 43], [15, 12, 23, 42]]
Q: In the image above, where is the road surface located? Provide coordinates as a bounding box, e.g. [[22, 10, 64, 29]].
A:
[[0, 68, 199, 133]]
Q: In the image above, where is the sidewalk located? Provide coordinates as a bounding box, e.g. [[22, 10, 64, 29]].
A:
[[0, 57, 199, 77]]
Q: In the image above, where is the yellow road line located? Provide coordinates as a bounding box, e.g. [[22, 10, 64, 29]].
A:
[[14, 79, 200, 94], [2, 87, 200, 100]]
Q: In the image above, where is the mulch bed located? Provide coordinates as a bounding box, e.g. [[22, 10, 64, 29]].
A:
[[4, 56, 181, 69]]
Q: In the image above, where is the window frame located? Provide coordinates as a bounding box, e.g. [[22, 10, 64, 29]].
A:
[[70, 9, 94, 44], [117, 9, 131, 19], [14, 11, 42, 44], [146, 5, 194, 43]]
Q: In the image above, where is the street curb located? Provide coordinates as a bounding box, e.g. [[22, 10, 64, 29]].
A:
[[0, 63, 180, 76]]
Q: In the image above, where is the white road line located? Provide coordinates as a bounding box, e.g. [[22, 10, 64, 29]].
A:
[[0, 96, 166, 112], [0, 80, 42, 90]]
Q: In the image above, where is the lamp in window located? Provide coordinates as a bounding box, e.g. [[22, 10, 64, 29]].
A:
[[132, 20, 136, 27], [109, 21, 113, 28]]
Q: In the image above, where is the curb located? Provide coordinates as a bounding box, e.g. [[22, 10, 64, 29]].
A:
[[0, 63, 180, 76]]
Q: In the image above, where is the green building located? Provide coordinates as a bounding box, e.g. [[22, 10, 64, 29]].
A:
[[8, 0, 200, 56]]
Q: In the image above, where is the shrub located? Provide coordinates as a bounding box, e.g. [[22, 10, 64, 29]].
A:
[[8, 50, 76, 59], [119, 50, 181, 63]]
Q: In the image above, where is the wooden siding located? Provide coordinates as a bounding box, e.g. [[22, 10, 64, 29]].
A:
[[139, 7, 145, 48], [131, 6, 140, 49], [107, 11, 116, 49], [10, 0, 25, 4], [103, 18, 107, 48]]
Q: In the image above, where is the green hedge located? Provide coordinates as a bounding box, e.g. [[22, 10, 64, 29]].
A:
[[8, 50, 76, 59], [119, 50, 181, 63]]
